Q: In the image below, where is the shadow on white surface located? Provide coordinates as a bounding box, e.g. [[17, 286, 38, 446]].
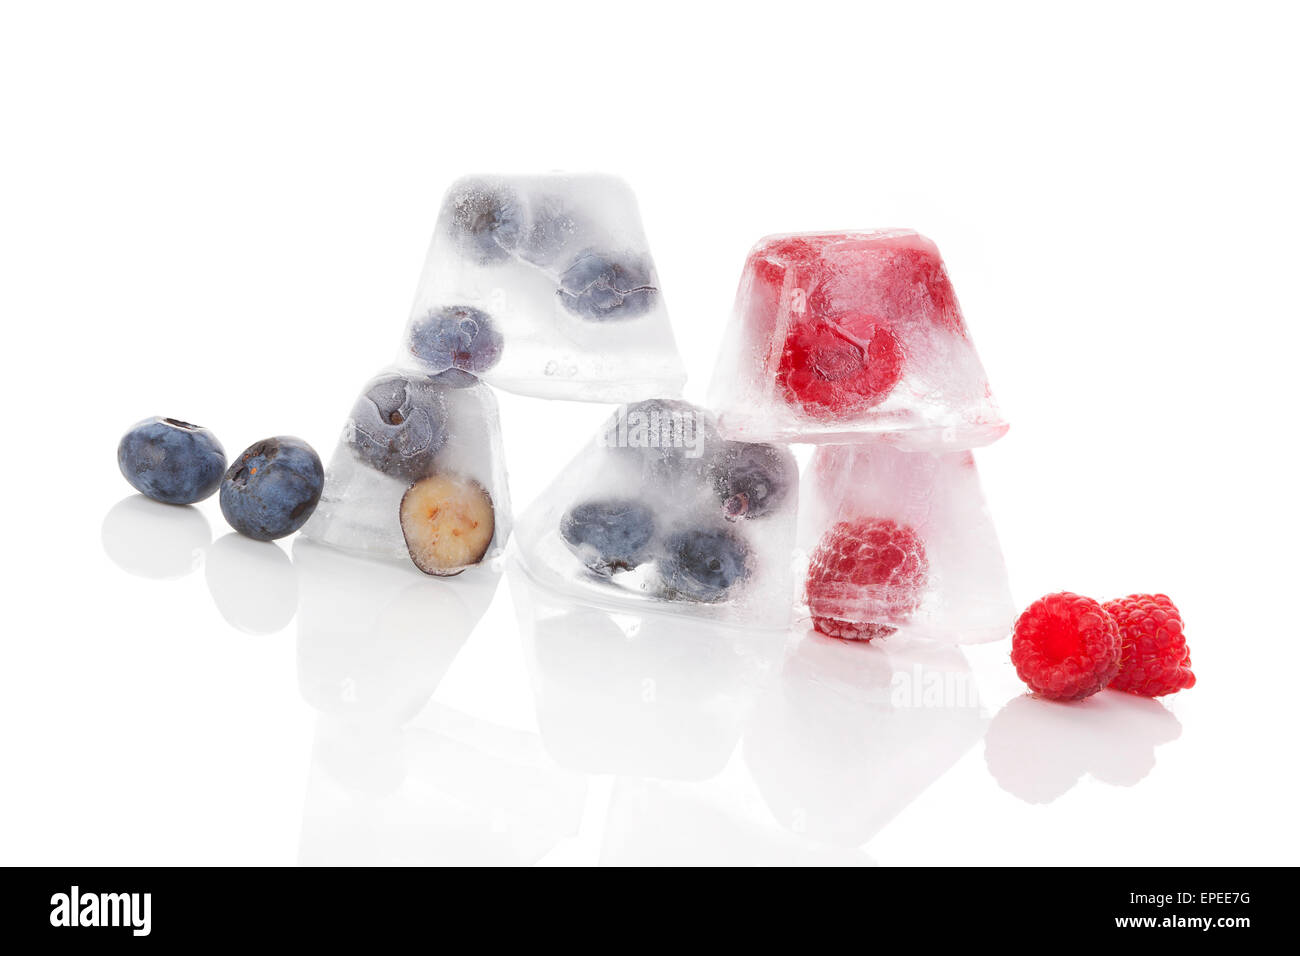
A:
[[101, 494, 211, 580], [204, 533, 298, 635], [508, 557, 789, 780], [983, 691, 1182, 804], [743, 633, 988, 847]]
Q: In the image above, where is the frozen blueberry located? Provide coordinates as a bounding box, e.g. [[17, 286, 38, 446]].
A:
[[560, 498, 656, 575], [220, 436, 324, 542], [346, 373, 450, 480], [557, 250, 658, 320], [117, 416, 227, 505], [602, 399, 717, 485], [658, 525, 752, 603], [518, 196, 578, 267], [443, 179, 523, 264], [408, 305, 504, 375], [707, 441, 797, 520], [428, 367, 480, 389]]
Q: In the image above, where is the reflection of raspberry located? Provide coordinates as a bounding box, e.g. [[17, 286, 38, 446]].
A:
[[1011, 593, 1121, 701], [806, 518, 927, 641], [1104, 594, 1195, 697], [777, 316, 903, 415]]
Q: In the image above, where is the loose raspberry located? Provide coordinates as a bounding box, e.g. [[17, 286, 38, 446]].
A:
[[1104, 594, 1195, 697], [1011, 592, 1121, 701], [776, 316, 903, 415], [806, 518, 927, 641]]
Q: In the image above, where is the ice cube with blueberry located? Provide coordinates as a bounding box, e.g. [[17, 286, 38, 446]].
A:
[[299, 368, 511, 576], [708, 231, 1008, 449], [799, 443, 1013, 643], [400, 174, 687, 402], [515, 399, 797, 624]]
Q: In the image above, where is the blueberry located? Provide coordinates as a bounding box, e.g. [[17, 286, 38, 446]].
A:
[[346, 373, 450, 480], [557, 250, 658, 320], [658, 525, 752, 603], [428, 367, 480, 389], [519, 196, 578, 267], [408, 305, 504, 374], [602, 399, 717, 485], [220, 436, 324, 541], [117, 416, 227, 505], [443, 179, 523, 264], [707, 442, 797, 520], [560, 498, 656, 575]]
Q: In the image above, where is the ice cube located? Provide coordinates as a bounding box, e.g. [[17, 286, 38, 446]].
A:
[[799, 444, 1013, 643], [514, 399, 797, 625], [299, 368, 511, 574], [400, 174, 687, 402], [708, 231, 1008, 449]]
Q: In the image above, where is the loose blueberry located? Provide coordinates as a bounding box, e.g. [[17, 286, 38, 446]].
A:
[[117, 416, 227, 505], [560, 498, 657, 576], [443, 179, 523, 264], [602, 399, 717, 485], [408, 305, 504, 375], [346, 373, 450, 480], [557, 250, 658, 320], [707, 441, 797, 520], [658, 525, 752, 603], [220, 436, 324, 542]]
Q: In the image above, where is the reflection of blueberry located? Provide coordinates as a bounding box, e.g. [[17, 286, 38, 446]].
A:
[[428, 367, 479, 389], [560, 498, 656, 576], [220, 437, 324, 541], [558, 251, 657, 320], [519, 196, 578, 267], [658, 525, 751, 603], [346, 373, 449, 480], [443, 179, 522, 263], [408, 305, 504, 374], [117, 416, 227, 505], [707, 442, 797, 520], [603, 399, 717, 485]]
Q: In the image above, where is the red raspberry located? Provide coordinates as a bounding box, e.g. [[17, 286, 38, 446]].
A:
[[776, 316, 903, 415], [1011, 593, 1121, 701], [1104, 594, 1195, 697], [806, 518, 928, 641]]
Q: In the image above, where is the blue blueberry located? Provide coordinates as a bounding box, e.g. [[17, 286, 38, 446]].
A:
[[707, 442, 797, 520], [558, 250, 658, 320], [117, 416, 227, 505], [519, 196, 578, 267], [443, 179, 523, 264], [346, 373, 449, 480], [560, 498, 656, 575], [603, 399, 717, 485], [220, 436, 324, 541], [408, 305, 504, 374], [658, 525, 751, 603]]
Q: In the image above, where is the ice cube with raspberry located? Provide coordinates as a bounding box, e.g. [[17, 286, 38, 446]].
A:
[[799, 444, 1013, 643], [707, 230, 1008, 449]]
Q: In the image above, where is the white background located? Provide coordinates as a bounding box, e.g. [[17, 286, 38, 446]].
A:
[[2, 1, 1297, 865]]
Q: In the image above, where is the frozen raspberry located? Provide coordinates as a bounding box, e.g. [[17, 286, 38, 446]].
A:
[[806, 518, 927, 641], [776, 316, 903, 415], [1104, 594, 1195, 697], [1011, 592, 1121, 701]]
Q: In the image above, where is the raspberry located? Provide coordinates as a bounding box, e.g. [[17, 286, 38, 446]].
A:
[[806, 518, 927, 641], [1011, 592, 1121, 701], [776, 316, 903, 415], [1104, 594, 1195, 697]]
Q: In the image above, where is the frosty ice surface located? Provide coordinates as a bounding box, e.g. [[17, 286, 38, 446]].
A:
[[300, 368, 511, 573], [708, 231, 1007, 448], [400, 174, 687, 402], [799, 443, 1013, 643], [514, 399, 797, 624]]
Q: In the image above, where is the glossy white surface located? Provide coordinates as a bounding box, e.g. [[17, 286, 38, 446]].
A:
[[2, 2, 1296, 865]]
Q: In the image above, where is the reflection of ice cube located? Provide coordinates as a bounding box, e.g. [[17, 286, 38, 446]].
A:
[[799, 444, 1014, 643], [299, 368, 511, 570], [514, 400, 797, 626], [509, 559, 787, 779], [401, 174, 686, 402], [708, 231, 1007, 449]]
